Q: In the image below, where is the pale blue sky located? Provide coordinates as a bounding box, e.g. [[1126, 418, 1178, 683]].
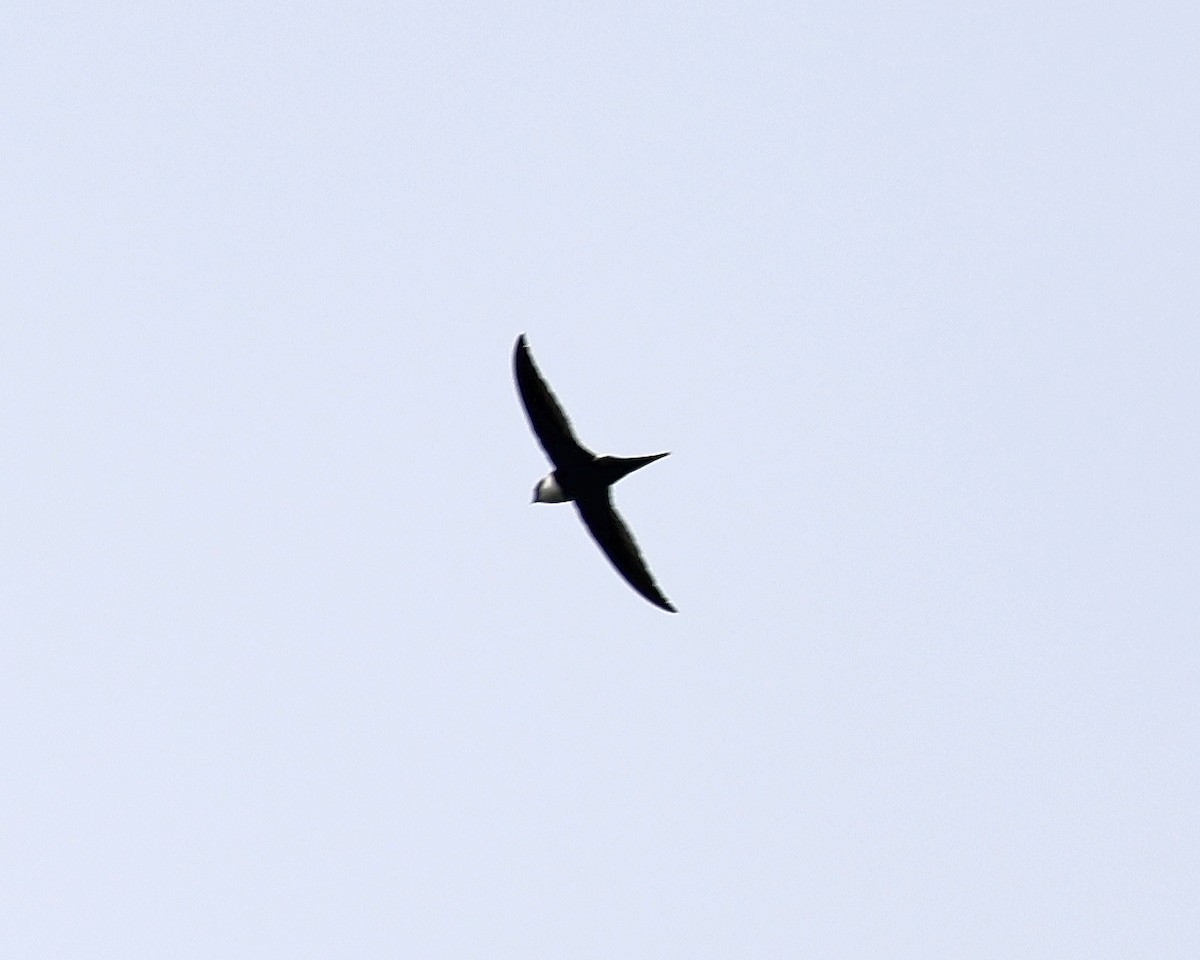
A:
[[2, 2, 1198, 957]]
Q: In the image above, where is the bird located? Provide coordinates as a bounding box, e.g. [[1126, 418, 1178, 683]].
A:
[[513, 334, 676, 612]]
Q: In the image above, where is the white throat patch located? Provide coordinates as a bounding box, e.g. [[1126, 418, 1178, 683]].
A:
[[534, 474, 569, 503]]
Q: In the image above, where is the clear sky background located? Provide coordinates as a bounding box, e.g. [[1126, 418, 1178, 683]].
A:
[[3, 2, 1197, 957]]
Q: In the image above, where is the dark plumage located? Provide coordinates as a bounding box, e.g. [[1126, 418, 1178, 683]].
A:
[[513, 334, 676, 612]]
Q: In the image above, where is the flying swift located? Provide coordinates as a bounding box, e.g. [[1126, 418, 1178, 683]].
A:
[[513, 334, 676, 612]]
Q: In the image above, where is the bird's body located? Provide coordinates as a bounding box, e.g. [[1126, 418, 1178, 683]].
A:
[[513, 335, 676, 612], [533, 453, 670, 505]]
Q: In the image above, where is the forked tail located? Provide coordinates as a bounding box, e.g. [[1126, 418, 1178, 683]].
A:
[[600, 452, 670, 485]]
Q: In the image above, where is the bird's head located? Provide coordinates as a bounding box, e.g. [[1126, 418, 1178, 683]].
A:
[[531, 473, 568, 504]]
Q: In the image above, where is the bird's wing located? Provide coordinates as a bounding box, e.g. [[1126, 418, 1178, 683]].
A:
[[513, 335, 594, 468], [575, 492, 676, 612]]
